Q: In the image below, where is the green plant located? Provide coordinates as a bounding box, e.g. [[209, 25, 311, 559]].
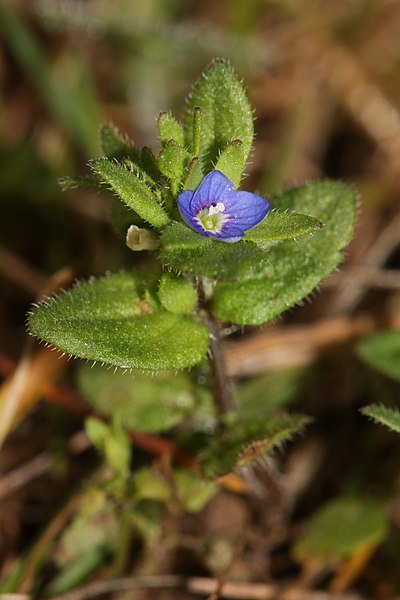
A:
[[27, 58, 356, 507]]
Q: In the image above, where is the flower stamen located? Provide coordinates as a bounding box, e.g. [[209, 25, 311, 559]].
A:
[[196, 202, 228, 233]]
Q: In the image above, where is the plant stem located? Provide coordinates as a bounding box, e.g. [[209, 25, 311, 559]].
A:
[[198, 279, 234, 418], [114, 495, 133, 574], [206, 312, 235, 417]]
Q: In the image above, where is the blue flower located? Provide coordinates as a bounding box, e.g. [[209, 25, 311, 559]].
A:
[[177, 170, 270, 243]]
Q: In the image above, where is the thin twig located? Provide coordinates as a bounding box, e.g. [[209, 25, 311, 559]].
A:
[[0, 245, 48, 296], [0, 451, 52, 502], [49, 575, 366, 600], [18, 496, 80, 593], [49, 575, 184, 600]]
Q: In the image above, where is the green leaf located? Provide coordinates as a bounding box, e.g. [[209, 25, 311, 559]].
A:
[[49, 489, 116, 594], [92, 158, 170, 229], [236, 368, 306, 419], [132, 468, 171, 502], [244, 210, 323, 243], [78, 363, 198, 433], [294, 497, 388, 561], [361, 404, 400, 434], [214, 140, 246, 189], [191, 106, 202, 157], [213, 180, 356, 325], [160, 223, 272, 281], [59, 175, 103, 192], [160, 212, 322, 282], [174, 470, 218, 513], [46, 549, 108, 596], [140, 146, 161, 184], [28, 272, 209, 371], [158, 273, 197, 315], [0, 557, 26, 593], [53, 490, 116, 567], [85, 417, 131, 475], [183, 157, 204, 191], [158, 112, 185, 147], [158, 142, 189, 196], [201, 413, 311, 478], [185, 59, 253, 172], [100, 123, 141, 163], [357, 330, 400, 382]]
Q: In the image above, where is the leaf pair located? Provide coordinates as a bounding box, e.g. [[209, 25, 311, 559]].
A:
[[28, 179, 355, 370]]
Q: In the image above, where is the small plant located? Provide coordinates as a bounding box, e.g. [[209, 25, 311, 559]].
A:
[[28, 58, 356, 474]]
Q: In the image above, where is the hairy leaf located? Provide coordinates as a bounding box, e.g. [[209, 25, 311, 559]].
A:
[[244, 210, 323, 243], [185, 59, 253, 172], [59, 175, 103, 192], [213, 140, 246, 189], [158, 112, 185, 147], [100, 123, 141, 163], [183, 157, 204, 191], [158, 142, 189, 196], [158, 273, 197, 315], [28, 272, 209, 370], [201, 413, 311, 478], [140, 147, 161, 184], [92, 159, 170, 229], [160, 222, 272, 281], [161, 209, 324, 281], [213, 180, 356, 324], [361, 404, 400, 434]]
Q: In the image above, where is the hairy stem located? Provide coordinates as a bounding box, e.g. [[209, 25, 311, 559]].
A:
[[198, 279, 234, 418]]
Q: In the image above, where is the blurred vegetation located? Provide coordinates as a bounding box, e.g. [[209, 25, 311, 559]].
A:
[[1, 0, 400, 598]]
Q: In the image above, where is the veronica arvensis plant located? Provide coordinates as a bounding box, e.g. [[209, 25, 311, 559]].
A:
[[28, 59, 356, 453]]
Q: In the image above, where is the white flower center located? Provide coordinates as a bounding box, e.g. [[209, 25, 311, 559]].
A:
[[196, 202, 228, 233]]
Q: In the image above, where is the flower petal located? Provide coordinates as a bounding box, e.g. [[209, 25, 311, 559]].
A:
[[216, 224, 245, 243], [177, 189, 208, 236], [190, 170, 236, 214], [230, 191, 270, 231], [177, 190, 193, 219]]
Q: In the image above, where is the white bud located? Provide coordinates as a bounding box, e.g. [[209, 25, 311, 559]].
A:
[[126, 225, 158, 251]]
